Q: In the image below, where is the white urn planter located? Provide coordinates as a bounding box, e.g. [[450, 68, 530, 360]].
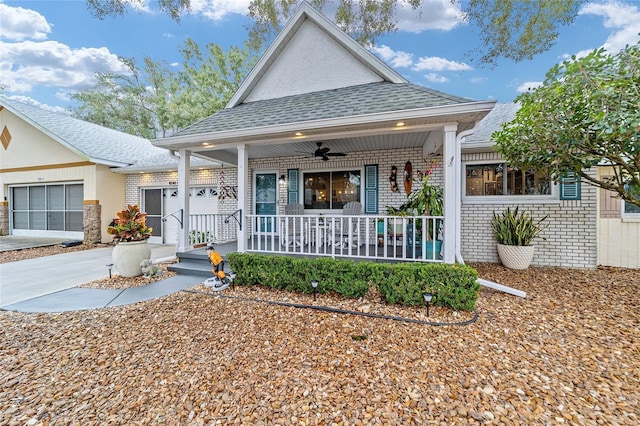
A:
[[497, 244, 535, 270], [112, 240, 151, 277]]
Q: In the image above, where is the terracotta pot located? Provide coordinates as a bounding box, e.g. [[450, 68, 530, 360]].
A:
[[497, 243, 535, 270], [112, 240, 151, 277]]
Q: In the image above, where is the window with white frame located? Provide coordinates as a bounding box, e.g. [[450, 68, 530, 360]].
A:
[[303, 170, 361, 210], [465, 163, 551, 197]]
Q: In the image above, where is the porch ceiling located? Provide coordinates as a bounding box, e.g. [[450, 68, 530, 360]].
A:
[[195, 128, 435, 163], [186, 108, 489, 165]]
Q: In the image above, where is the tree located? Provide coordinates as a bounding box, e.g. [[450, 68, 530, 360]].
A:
[[72, 39, 256, 138], [86, 0, 586, 66], [72, 57, 160, 139], [493, 40, 640, 208]]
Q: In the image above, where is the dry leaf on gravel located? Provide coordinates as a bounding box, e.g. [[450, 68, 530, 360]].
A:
[[1, 249, 639, 425]]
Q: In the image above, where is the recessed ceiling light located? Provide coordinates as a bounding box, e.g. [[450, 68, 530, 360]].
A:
[[202, 142, 210, 146], [295, 132, 303, 137], [396, 122, 405, 127]]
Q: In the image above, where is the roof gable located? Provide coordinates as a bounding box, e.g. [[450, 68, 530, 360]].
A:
[[227, 1, 406, 107], [0, 96, 161, 167]]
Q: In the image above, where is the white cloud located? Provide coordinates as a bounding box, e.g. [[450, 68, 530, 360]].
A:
[[423, 73, 448, 83], [395, 0, 465, 32], [0, 40, 129, 93], [579, 1, 640, 53], [0, 4, 51, 41], [413, 56, 472, 72], [370, 45, 414, 68], [4, 95, 72, 115], [470, 76, 487, 84], [516, 81, 543, 93], [188, 0, 251, 21]]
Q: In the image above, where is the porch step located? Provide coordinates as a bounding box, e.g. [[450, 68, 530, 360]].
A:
[[168, 260, 213, 277], [168, 249, 232, 277]]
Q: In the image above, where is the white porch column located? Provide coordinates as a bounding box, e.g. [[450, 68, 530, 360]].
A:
[[442, 124, 458, 264], [177, 149, 191, 253], [237, 144, 248, 252]]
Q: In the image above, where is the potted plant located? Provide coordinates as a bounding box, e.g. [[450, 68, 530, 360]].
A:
[[491, 206, 547, 269], [386, 175, 443, 257], [107, 204, 153, 277]]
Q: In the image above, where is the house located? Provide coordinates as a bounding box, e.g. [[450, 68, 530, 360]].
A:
[[0, 96, 220, 244], [151, 2, 495, 265], [460, 103, 639, 269]]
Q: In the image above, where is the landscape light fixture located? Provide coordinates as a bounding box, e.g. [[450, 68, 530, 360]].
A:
[[106, 263, 114, 279], [311, 279, 318, 301], [423, 292, 433, 316]]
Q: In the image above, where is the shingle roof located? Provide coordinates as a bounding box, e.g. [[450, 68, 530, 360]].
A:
[[0, 96, 213, 170], [0, 96, 158, 166], [465, 102, 518, 143], [172, 82, 474, 137]]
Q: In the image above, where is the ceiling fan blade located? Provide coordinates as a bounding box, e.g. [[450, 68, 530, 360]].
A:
[[326, 152, 347, 157]]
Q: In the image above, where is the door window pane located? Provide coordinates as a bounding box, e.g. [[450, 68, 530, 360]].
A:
[[65, 184, 83, 210], [48, 212, 64, 230], [13, 212, 28, 229], [12, 187, 28, 210], [65, 211, 83, 231], [30, 186, 46, 210], [30, 212, 46, 230], [47, 185, 64, 210]]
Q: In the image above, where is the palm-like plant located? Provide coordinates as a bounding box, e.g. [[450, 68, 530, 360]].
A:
[[491, 207, 547, 246]]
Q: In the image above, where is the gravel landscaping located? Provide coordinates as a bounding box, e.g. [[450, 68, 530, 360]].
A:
[[1, 249, 639, 424]]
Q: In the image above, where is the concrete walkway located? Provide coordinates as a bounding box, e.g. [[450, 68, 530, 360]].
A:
[[0, 242, 194, 312]]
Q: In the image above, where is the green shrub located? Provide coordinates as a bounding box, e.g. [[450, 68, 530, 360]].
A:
[[227, 253, 480, 311]]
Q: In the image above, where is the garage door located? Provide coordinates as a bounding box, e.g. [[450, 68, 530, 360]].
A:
[[143, 187, 218, 244], [10, 183, 84, 239]]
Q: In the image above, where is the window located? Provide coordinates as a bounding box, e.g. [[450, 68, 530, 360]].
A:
[[303, 170, 361, 210], [623, 183, 640, 216], [465, 163, 551, 197]]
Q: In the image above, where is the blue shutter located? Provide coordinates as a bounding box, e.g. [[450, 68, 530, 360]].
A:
[[287, 169, 299, 203], [364, 164, 378, 214], [560, 172, 581, 200]]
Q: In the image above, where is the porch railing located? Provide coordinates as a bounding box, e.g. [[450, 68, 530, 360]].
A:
[[246, 214, 444, 262], [189, 213, 238, 245]]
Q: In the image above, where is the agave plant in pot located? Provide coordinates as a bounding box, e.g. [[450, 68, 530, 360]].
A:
[[491, 206, 547, 269], [107, 204, 153, 277]]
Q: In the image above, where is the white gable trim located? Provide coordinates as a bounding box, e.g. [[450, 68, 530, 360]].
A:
[[226, 1, 406, 108]]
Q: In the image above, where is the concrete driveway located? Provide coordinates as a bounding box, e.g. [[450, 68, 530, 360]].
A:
[[0, 240, 176, 307]]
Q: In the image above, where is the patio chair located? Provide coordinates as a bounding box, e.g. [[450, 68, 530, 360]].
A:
[[337, 201, 363, 248], [280, 202, 306, 247]]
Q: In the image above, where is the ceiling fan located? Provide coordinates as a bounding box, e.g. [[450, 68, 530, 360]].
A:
[[310, 142, 347, 161]]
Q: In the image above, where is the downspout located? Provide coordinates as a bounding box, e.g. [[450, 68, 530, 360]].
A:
[[169, 149, 180, 159], [454, 123, 480, 265], [455, 124, 526, 298]]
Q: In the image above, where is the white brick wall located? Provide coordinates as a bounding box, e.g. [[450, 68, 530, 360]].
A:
[[125, 168, 238, 217], [461, 152, 597, 268], [128, 148, 598, 268]]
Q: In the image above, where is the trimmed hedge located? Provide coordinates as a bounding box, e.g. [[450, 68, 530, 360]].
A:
[[227, 253, 480, 311]]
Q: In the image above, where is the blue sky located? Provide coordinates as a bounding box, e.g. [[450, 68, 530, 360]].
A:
[[1, 0, 640, 114]]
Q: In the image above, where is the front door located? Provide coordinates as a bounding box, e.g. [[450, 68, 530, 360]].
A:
[[255, 172, 277, 232], [142, 188, 163, 244]]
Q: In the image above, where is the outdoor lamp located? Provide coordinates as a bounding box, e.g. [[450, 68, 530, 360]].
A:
[[423, 292, 433, 316], [279, 174, 286, 184], [106, 263, 114, 279], [311, 279, 318, 301]]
